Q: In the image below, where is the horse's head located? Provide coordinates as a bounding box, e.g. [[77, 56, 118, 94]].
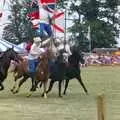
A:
[[38, 51, 49, 65], [79, 53, 85, 64], [71, 48, 85, 64], [5, 48, 21, 62], [57, 49, 68, 64]]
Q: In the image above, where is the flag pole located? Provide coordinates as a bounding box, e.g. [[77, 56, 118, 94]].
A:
[[53, 0, 57, 39], [88, 25, 91, 52], [64, 8, 67, 49]]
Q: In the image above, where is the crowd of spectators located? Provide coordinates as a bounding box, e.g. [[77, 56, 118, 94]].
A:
[[83, 53, 120, 66]]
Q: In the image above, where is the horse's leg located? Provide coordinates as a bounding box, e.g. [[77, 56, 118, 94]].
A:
[[41, 80, 54, 97], [0, 82, 4, 91], [30, 79, 39, 91], [58, 80, 63, 97], [46, 80, 55, 94], [39, 82, 42, 88], [13, 76, 28, 94], [63, 79, 70, 95], [76, 75, 88, 95], [43, 80, 48, 99], [11, 73, 22, 92], [27, 76, 39, 97], [30, 72, 36, 91]]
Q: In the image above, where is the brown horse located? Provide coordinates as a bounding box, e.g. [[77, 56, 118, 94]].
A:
[[10, 49, 52, 98], [28, 52, 49, 98]]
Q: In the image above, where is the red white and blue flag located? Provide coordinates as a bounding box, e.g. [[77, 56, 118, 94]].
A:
[[40, 0, 57, 4], [52, 11, 65, 33], [28, 0, 64, 33]]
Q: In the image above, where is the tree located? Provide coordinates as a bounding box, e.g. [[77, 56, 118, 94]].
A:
[[2, 0, 34, 44], [58, 0, 120, 52]]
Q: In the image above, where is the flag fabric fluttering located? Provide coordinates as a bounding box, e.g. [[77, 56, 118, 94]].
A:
[[27, 11, 40, 29], [40, 0, 57, 4], [52, 11, 64, 33], [27, 11, 39, 20], [27, 0, 64, 33]]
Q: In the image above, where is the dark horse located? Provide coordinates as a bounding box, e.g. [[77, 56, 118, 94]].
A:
[[46, 50, 67, 97], [63, 50, 88, 95], [46, 49, 88, 96], [0, 48, 20, 90]]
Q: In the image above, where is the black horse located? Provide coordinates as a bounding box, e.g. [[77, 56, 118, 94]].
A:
[[46, 49, 88, 97], [63, 50, 88, 95], [0, 48, 20, 90], [48, 50, 67, 97]]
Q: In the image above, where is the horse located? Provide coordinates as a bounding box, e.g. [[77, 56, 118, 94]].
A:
[[41, 49, 68, 97], [10, 38, 70, 97], [27, 51, 50, 98], [63, 50, 88, 95], [11, 48, 67, 97], [0, 48, 21, 90], [10, 37, 60, 94], [46, 50, 88, 97]]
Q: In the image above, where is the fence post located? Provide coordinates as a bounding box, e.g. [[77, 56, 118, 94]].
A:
[[97, 94, 107, 120]]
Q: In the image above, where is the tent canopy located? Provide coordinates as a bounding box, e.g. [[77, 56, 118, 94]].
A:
[[0, 39, 26, 54]]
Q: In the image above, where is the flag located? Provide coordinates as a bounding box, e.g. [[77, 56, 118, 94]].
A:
[[46, 4, 56, 13], [27, 11, 40, 29], [39, 0, 56, 13], [52, 11, 64, 33], [27, 11, 39, 20], [40, 0, 57, 4]]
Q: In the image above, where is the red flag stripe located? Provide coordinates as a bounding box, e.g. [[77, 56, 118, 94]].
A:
[[52, 24, 64, 33], [52, 12, 64, 20], [40, 0, 56, 4]]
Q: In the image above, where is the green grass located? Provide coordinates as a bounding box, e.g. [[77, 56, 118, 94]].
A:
[[0, 66, 120, 120]]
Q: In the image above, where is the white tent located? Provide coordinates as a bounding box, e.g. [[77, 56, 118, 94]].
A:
[[0, 39, 26, 53], [17, 42, 27, 51]]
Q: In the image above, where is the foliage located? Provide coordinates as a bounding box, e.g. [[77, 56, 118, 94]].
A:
[[58, 0, 120, 52], [2, 0, 33, 44]]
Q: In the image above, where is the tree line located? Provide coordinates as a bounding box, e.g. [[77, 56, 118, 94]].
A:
[[2, 0, 120, 52]]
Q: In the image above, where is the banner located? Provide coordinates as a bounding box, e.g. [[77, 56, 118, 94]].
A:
[[40, 0, 56, 4]]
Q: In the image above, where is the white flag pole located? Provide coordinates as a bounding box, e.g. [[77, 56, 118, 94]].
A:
[[88, 25, 91, 52], [64, 9, 67, 49]]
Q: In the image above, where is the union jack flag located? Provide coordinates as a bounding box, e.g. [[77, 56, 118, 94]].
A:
[[40, 0, 57, 4]]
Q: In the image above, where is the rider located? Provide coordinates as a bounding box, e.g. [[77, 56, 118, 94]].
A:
[[28, 37, 46, 73], [37, 3, 53, 38]]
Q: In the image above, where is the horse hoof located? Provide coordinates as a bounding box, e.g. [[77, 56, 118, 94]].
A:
[[63, 92, 66, 95], [41, 93, 44, 97], [10, 89, 13, 92], [59, 95, 63, 98], [26, 92, 33, 97], [13, 90, 18, 94], [44, 94, 47, 99], [0, 88, 4, 91]]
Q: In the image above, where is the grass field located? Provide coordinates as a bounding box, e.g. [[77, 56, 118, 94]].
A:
[[0, 66, 120, 120]]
